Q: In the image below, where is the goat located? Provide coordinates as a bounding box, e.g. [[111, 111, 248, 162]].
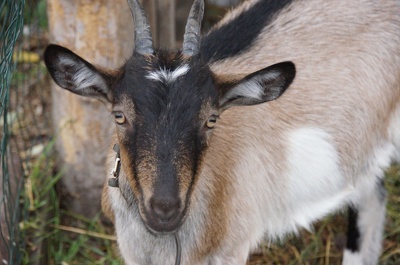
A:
[[44, 0, 400, 264]]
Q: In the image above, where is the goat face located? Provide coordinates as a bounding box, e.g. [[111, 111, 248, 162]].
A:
[[43, 0, 296, 235], [113, 52, 218, 234]]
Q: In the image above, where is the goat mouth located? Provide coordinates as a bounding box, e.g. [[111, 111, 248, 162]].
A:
[[141, 203, 186, 235], [142, 209, 187, 235]]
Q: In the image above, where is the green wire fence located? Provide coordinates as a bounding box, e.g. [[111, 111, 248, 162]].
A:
[[1, 0, 51, 264], [1, 1, 25, 264]]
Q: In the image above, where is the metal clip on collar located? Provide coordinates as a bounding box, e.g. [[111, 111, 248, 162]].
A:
[[109, 144, 121, 188]]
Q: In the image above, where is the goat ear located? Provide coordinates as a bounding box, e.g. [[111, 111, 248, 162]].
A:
[[217, 61, 296, 112], [44, 44, 117, 103]]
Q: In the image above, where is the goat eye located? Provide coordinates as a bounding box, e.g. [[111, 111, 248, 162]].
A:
[[114, 112, 126, 124], [206, 115, 218, 129]]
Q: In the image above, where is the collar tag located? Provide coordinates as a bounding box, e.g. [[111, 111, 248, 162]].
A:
[[108, 144, 121, 188]]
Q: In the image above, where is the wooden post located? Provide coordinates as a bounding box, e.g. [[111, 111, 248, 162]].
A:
[[156, 0, 176, 49], [143, 0, 176, 49], [142, 0, 158, 44]]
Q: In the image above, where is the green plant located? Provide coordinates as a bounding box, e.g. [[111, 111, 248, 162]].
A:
[[21, 139, 121, 264], [23, 0, 47, 29]]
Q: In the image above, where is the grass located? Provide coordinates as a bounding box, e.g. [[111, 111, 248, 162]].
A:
[[46, 211, 120, 265], [21, 153, 400, 264], [20, 140, 121, 265]]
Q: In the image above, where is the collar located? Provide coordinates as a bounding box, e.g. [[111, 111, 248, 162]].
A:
[[108, 144, 121, 188]]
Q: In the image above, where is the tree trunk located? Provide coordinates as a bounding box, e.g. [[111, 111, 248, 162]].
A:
[[46, 0, 134, 217]]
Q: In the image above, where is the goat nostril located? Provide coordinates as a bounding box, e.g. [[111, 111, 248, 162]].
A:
[[150, 198, 180, 222]]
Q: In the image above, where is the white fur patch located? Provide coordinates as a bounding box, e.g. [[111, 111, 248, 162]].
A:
[[59, 56, 107, 93], [220, 70, 282, 106], [73, 67, 99, 87], [357, 186, 386, 265], [146, 64, 190, 83], [342, 250, 363, 265], [223, 79, 264, 102], [285, 128, 351, 231]]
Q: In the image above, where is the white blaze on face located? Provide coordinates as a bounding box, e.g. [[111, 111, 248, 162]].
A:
[[146, 64, 190, 83]]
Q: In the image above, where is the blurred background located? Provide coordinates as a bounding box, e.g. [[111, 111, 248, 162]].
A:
[[0, 0, 399, 264]]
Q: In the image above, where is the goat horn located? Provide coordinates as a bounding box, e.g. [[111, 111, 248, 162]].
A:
[[127, 0, 154, 55], [182, 0, 204, 56]]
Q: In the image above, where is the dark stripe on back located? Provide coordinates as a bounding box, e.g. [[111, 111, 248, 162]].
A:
[[346, 206, 361, 252], [200, 0, 294, 63]]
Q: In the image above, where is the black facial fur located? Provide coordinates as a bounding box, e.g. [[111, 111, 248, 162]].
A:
[[201, 0, 295, 63], [111, 51, 219, 233], [114, 51, 218, 200]]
